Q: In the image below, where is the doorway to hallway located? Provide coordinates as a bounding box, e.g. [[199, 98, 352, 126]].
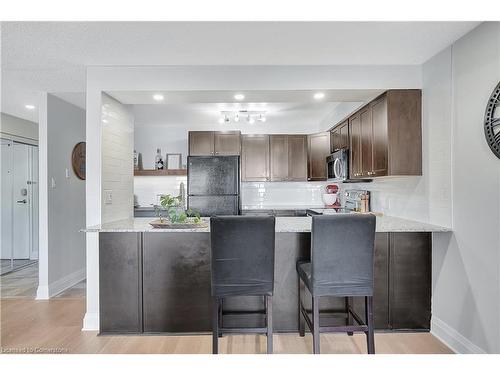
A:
[[0, 138, 39, 277]]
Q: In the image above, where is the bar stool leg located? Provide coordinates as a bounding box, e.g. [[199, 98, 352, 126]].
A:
[[266, 295, 273, 354], [218, 298, 223, 338], [345, 297, 354, 336], [312, 296, 320, 354], [365, 296, 375, 354], [212, 297, 219, 354], [298, 278, 305, 337]]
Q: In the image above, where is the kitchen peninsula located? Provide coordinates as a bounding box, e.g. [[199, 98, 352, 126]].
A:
[[86, 216, 450, 335]]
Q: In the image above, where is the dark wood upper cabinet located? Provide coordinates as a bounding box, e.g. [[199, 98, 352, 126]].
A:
[[331, 128, 340, 152], [349, 113, 362, 178], [189, 131, 215, 156], [270, 135, 289, 181], [214, 131, 241, 155], [386, 90, 422, 176], [189, 131, 241, 156], [241, 135, 270, 181], [287, 135, 308, 181], [345, 89, 421, 179], [371, 96, 389, 176], [307, 132, 330, 181], [339, 121, 349, 150], [360, 106, 373, 178], [330, 120, 349, 152]]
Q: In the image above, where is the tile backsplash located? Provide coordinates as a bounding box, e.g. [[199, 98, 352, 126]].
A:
[[342, 177, 428, 221], [134, 176, 188, 207], [241, 181, 328, 209], [135, 175, 447, 226]]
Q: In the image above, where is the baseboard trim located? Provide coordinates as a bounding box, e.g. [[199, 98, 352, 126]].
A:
[[35, 285, 49, 300], [82, 312, 99, 331], [48, 268, 85, 298], [431, 316, 487, 354]]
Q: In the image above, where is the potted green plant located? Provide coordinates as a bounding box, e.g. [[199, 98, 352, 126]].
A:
[[150, 194, 204, 228]]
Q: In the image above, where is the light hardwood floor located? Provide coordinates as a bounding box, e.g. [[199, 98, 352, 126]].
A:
[[0, 263, 39, 298], [0, 297, 453, 354]]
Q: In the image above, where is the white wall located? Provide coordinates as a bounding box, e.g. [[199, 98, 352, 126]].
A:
[[37, 94, 86, 298], [430, 22, 500, 354], [134, 125, 188, 170], [318, 102, 364, 131], [101, 93, 134, 223], [1, 112, 38, 142]]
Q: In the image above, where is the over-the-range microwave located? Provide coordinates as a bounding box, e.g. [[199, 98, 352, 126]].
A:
[[326, 148, 371, 183], [326, 148, 349, 181]]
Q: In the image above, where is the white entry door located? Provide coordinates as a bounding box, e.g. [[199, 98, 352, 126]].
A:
[[29, 146, 39, 260], [12, 142, 31, 259], [0, 138, 14, 260]]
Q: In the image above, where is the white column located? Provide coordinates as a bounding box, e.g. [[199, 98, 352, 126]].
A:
[[82, 85, 102, 331], [36, 92, 49, 300]]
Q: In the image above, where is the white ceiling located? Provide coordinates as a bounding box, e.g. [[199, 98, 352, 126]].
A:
[[109, 89, 383, 105], [133, 102, 345, 134], [1, 21, 480, 122]]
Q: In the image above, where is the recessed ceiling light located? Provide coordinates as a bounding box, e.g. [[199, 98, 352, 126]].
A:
[[313, 92, 325, 100], [153, 94, 164, 101], [25, 104, 35, 110], [234, 94, 245, 101]]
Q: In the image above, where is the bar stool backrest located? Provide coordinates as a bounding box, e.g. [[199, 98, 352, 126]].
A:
[[210, 216, 276, 297], [311, 214, 376, 296]]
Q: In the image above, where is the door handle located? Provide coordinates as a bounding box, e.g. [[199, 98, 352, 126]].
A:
[[17, 199, 27, 204]]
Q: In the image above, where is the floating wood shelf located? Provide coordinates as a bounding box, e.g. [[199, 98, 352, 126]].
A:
[[134, 169, 187, 176]]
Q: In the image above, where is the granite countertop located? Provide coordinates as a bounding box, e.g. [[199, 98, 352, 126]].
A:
[[241, 205, 324, 210], [84, 216, 451, 233]]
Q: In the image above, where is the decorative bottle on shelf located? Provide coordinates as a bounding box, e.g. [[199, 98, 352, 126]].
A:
[[155, 148, 164, 170]]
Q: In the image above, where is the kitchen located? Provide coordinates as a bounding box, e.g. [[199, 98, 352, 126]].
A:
[[86, 88, 450, 347], [3, 20, 499, 359]]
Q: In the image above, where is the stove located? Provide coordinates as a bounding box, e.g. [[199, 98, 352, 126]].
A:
[[306, 207, 352, 216]]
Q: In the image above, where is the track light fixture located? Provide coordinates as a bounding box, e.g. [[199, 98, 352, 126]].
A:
[[218, 110, 267, 124]]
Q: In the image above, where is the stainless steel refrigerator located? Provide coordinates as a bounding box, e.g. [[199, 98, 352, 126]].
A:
[[187, 156, 240, 216]]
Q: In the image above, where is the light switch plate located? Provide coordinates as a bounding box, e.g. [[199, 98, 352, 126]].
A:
[[51, 177, 56, 188], [65, 168, 70, 178], [104, 190, 113, 205]]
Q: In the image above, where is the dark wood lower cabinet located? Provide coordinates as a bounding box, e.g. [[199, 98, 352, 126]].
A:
[[142, 233, 212, 333], [352, 232, 431, 330], [99, 233, 142, 334], [99, 231, 431, 334], [390, 232, 432, 330]]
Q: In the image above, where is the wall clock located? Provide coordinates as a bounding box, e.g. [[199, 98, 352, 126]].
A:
[[485, 81, 500, 159], [71, 142, 86, 180]]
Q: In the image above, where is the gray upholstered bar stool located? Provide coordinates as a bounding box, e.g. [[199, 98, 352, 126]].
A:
[[210, 216, 276, 354], [297, 214, 376, 354]]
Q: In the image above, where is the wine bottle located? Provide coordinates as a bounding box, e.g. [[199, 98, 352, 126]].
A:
[[155, 148, 164, 170]]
